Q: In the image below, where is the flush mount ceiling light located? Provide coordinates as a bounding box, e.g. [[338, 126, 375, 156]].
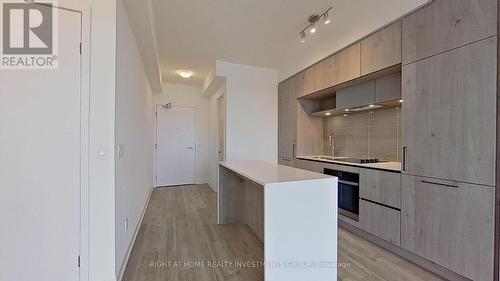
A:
[[177, 70, 193, 79], [298, 7, 332, 43]]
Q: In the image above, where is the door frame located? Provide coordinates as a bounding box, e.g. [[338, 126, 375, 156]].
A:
[[217, 92, 226, 162], [154, 103, 198, 187], [28, 2, 91, 281]]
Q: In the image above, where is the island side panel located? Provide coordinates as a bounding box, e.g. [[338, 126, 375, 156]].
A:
[[218, 165, 265, 241], [218, 165, 244, 224], [264, 178, 338, 281]]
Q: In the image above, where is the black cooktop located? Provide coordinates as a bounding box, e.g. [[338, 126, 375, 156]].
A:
[[334, 158, 389, 164]]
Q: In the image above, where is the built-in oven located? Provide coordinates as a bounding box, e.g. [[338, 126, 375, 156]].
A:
[[324, 168, 359, 221]]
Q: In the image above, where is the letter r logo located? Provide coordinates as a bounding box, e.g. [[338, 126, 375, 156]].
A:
[[2, 2, 53, 54]]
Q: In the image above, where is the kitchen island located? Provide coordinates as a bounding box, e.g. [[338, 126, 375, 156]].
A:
[[218, 160, 338, 281]]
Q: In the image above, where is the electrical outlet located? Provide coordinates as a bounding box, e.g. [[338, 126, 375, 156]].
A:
[[125, 217, 129, 232]]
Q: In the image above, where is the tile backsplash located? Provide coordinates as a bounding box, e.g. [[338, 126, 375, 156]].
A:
[[324, 107, 401, 162]]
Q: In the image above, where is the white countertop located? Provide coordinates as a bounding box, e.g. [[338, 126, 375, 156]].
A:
[[219, 160, 333, 185], [297, 156, 402, 172]]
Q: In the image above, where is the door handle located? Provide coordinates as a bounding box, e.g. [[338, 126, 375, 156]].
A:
[[402, 146, 407, 171], [187, 146, 194, 150], [420, 180, 459, 189]]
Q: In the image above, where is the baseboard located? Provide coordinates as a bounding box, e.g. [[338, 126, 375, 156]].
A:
[[339, 221, 471, 281], [208, 182, 217, 192], [116, 186, 154, 281]]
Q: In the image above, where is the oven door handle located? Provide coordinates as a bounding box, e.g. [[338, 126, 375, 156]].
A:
[[338, 180, 359, 187]]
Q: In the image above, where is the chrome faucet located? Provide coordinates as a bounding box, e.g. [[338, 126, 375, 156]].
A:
[[328, 130, 336, 158]]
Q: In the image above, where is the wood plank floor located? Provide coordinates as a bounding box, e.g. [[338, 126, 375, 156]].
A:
[[122, 185, 444, 281]]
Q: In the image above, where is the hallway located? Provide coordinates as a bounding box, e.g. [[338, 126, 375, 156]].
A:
[[122, 185, 443, 281]]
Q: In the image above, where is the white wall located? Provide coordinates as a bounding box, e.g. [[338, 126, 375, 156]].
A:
[[207, 61, 278, 188], [154, 83, 209, 185], [115, 1, 154, 280], [217, 61, 278, 163]]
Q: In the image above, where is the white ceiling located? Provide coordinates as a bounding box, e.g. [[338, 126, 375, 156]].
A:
[[150, 0, 430, 86]]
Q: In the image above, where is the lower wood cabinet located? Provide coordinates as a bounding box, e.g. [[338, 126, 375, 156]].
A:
[[401, 175, 494, 281], [295, 159, 322, 173], [359, 169, 401, 209], [359, 199, 400, 245], [278, 157, 295, 168]]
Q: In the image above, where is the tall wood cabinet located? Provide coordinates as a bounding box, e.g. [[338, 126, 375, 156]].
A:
[[401, 175, 494, 281], [361, 21, 402, 75], [401, 37, 496, 186], [402, 0, 497, 64], [278, 78, 297, 159]]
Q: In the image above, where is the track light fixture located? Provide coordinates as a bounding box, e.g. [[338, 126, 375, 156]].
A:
[[299, 31, 306, 43], [298, 7, 332, 43]]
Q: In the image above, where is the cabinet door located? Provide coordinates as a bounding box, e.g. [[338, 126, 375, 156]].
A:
[[359, 169, 401, 208], [278, 79, 294, 158], [401, 175, 494, 281], [401, 37, 496, 186], [374, 72, 401, 103], [303, 62, 324, 96], [336, 80, 375, 109], [402, 0, 497, 64], [361, 21, 402, 75], [359, 199, 400, 245], [324, 43, 361, 88], [278, 157, 296, 168], [295, 159, 322, 173]]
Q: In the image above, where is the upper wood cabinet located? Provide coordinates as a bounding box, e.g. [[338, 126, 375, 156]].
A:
[[303, 62, 324, 96], [401, 175, 494, 281], [401, 37, 496, 186], [402, 0, 497, 64], [359, 169, 401, 209], [324, 43, 361, 88], [361, 21, 402, 75]]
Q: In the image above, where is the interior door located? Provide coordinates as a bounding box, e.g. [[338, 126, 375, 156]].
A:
[[156, 105, 196, 186], [0, 5, 82, 281]]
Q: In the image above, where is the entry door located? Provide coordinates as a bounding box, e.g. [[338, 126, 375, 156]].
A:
[[0, 6, 82, 281], [156, 106, 196, 186]]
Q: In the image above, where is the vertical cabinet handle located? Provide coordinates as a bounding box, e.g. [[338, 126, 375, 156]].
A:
[[292, 143, 296, 157], [402, 146, 407, 171]]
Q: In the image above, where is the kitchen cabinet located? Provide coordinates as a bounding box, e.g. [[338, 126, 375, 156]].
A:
[[278, 79, 296, 158], [401, 37, 496, 186], [401, 175, 494, 281], [359, 169, 401, 209], [374, 72, 401, 103], [359, 199, 400, 246], [295, 159, 322, 173], [336, 80, 375, 109], [278, 157, 295, 168], [361, 21, 402, 75], [402, 0, 497, 64], [296, 100, 324, 157], [324, 43, 361, 88], [303, 62, 324, 96]]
